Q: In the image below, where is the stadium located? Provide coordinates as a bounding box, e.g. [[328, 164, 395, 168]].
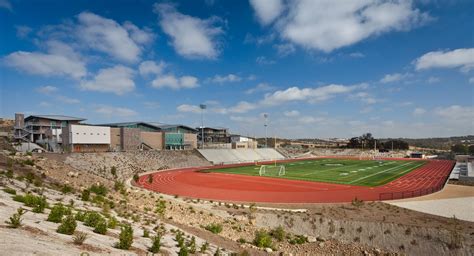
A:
[[136, 150, 454, 204]]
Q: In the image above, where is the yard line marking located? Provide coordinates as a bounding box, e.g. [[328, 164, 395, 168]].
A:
[[348, 161, 414, 184]]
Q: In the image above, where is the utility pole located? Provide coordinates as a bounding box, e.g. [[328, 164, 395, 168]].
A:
[[263, 114, 268, 148], [199, 104, 206, 149]]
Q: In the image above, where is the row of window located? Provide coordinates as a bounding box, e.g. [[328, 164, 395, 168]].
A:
[[75, 133, 108, 136]]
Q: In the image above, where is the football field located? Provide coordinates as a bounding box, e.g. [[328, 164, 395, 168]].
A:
[[207, 158, 426, 187]]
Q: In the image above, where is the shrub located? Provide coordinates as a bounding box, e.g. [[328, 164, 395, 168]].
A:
[[57, 215, 77, 235], [61, 185, 74, 194], [133, 174, 139, 183], [143, 228, 150, 238], [19, 194, 48, 213], [155, 200, 166, 218], [149, 234, 162, 253], [12, 194, 25, 203], [84, 211, 104, 227], [147, 174, 153, 184], [289, 235, 307, 245], [114, 181, 125, 192], [187, 236, 196, 253], [93, 219, 108, 235], [47, 203, 71, 223], [89, 184, 107, 196], [253, 229, 273, 248], [3, 187, 16, 195], [72, 231, 88, 245], [237, 238, 247, 244], [200, 241, 209, 253], [111, 166, 117, 177], [75, 211, 85, 222], [352, 197, 364, 207], [81, 189, 90, 201], [5, 207, 25, 228], [270, 226, 285, 242], [115, 224, 134, 250], [205, 223, 223, 234], [108, 216, 118, 229], [178, 246, 189, 256]]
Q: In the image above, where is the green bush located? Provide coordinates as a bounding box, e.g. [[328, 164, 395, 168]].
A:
[[47, 203, 71, 223], [253, 229, 273, 248], [143, 228, 150, 238], [133, 173, 139, 183], [93, 219, 108, 234], [108, 216, 118, 229], [205, 223, 223, 234], [12, 194, 25, 203], [61, 185, 74, 194], [75, 211, 85, 222], [84, 211, 104, 227], [3, 187, 16, 195], [18, 194, 48, 213], [115, 224, 134, 250], [289, 235, 307, 245], [89, 184, 107, 196], [81, 189, 90, 201], [147, 174, 153, 184], [72, 231, 88, 245], [187, 236, 196, 253], [5, 207, 25, 228], [114, 181, 125, 192], [270, 226, 285, 242], [200, 241, 209, 253], [149, 234, 162, 253], [155, 200, 166, 218], [57, 215, 77, 235], [178, 246, 189, 256]]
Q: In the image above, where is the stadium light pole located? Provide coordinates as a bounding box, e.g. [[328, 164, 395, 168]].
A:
[[263, 113, 268, 148], [199, 104, 206, 149]]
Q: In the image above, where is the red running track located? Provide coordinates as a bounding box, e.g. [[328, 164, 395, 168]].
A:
[[136, 159, 454, 203]]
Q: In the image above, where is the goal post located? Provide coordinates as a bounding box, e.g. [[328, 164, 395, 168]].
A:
[[278, 165, 286, 176], [259, 165, 266, 176]]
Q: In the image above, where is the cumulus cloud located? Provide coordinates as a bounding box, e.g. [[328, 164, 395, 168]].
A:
[[249, 0, 284, 25], [139, 60, 165, 76], [37, 85, 58, 95], [349, 52, 365, 58], [256, 56, 276, 65], [56, 95, 80, 104], [0, 0, 12, 11], [414, 48, 474, 72], [80, 65, 135, 95], [154, 3, 223, 59], [349, 92, 378, 104], [435, 105, 474, 120], [77, 12, 150, 63], [427, 76, 440, 84], [469, 77, 474, 84], [123, 21, 155, 45], [4, 40, 86, 79], [207, 74, 242, 83], [245, 82, 275, 94], [95, 105, 138, 117], [380, 72, 410, 83], [274, 43, 296, 56], [227, 101, 257, 113], [250, 0, 430, 52], [413, 107, 426, 115], [177, 104, 202, 114], [263, 83, 367, 105], [151, 75, 199, 90]]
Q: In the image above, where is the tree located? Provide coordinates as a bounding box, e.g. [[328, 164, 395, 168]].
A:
[[451, 144, 468, 154], [469, 145, 474, 155]]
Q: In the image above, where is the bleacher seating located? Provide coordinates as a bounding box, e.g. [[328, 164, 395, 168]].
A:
[[198, 148, 285, 164]]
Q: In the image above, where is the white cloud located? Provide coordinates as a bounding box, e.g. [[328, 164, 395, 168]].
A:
[[427, 76, 440, 84], [144, 101, 160, 109], [37, 85, 58, 95], [414, 48, 474, 72], [274, 43, 296, 56], [80, 65, 135, 95], [251, 0, 430, 52], [284, 110, 300, 117], [380, 72, 410, 83], [245, 82, 275, 94], [77, 12, 148, 63], [139, 60, 165, 76], [56, 95, 80, 104], [227, 101, 257, 113], [177, 104, 201, 114], [151, 75, 199, 90], [350, 92, 378, 104], [122, 21, 155, 45], [4, 41, 86, 79], [249, 0, 284, 25], [435, 105, 474, 120], [154, 3, 223, 59], [208, 74, 242, 83], [413, 107, 426, 115], [95, 105, 138, 117], [256, 56, 276, 65], [0, 0, 12, 11], [263, 83, 367, 105], [469, 77, 474, 84]]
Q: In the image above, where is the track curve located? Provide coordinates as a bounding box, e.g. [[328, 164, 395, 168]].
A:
[[136, 158, 454, 203]]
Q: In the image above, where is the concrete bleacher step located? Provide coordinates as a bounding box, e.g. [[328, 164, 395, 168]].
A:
[[197, 148, 285, 164]]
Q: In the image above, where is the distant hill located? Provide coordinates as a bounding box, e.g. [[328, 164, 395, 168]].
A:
[[379, 136, 474, 150]]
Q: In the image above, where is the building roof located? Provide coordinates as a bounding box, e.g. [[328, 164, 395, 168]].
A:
[[197, 126, 228, 131], [230, 134, 254, 139], [96, 121, 161, 130], [154, 124, 197, 132], [25, 115, 86, 121]]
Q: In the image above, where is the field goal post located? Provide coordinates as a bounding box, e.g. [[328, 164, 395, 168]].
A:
[[259, 165, 266, 176], [278, 165, 286, 176]]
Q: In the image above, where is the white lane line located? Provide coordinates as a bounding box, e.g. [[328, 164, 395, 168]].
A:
[[348, 161, 415, 184]]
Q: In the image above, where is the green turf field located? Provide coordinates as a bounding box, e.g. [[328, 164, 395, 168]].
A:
[[207, 158, 426, 187]]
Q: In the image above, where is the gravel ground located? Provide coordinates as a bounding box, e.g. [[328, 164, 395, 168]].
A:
[[389, 196, 474, 222]]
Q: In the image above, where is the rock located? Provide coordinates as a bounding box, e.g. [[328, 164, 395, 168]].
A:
[[307, 235, 317, 242], [363, 250, 369, 256], [235, 215, 247, 222], [316, 236, 326, 242], [265, 248, 273, 253], [318, 242, 325, 248]]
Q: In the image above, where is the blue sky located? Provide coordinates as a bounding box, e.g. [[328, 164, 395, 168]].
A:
[[0, 0, 473, 138]]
